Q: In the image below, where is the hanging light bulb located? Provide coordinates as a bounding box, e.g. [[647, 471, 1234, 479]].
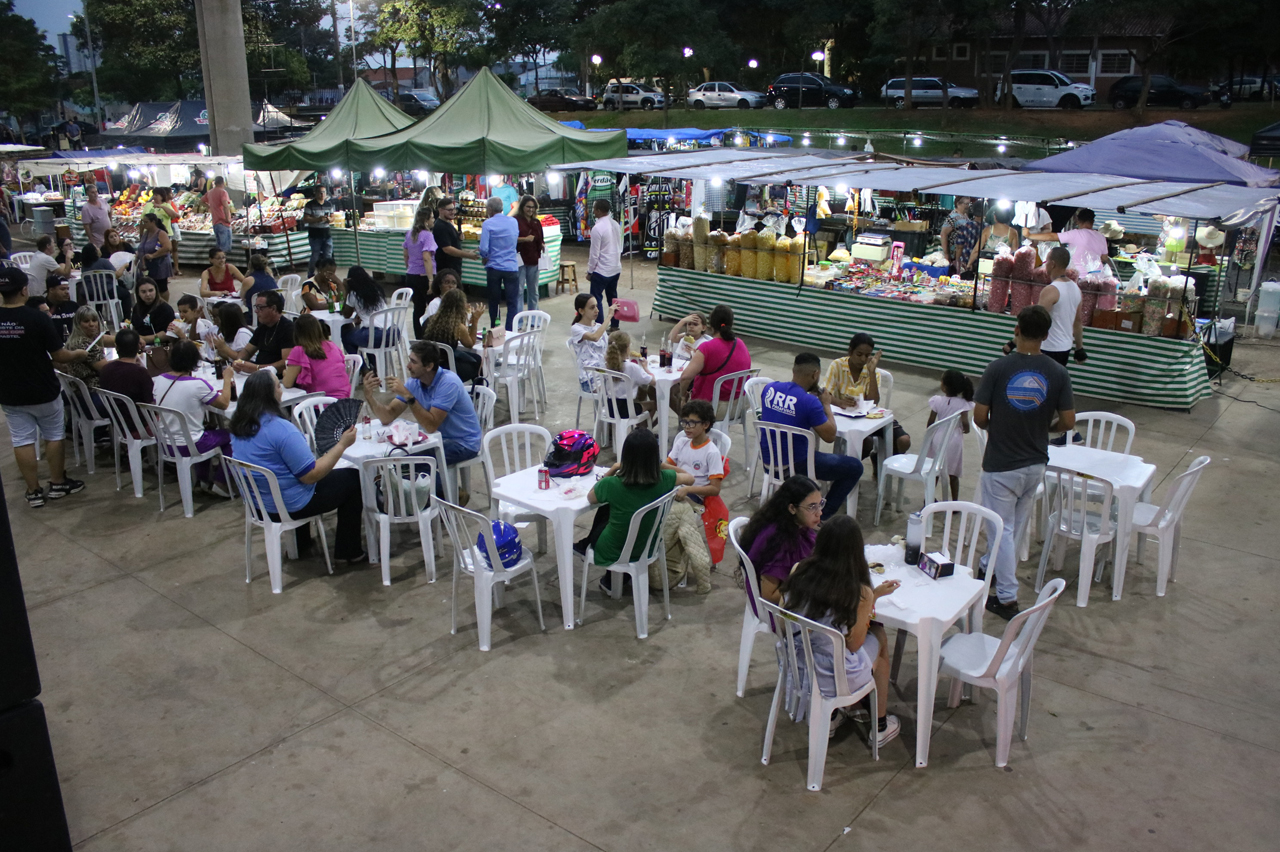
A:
[[710, 176, 723, 188], [331, 167, 343, 179], [546, 170, 561, 183], [996, 144, 1007, 153], [836, 136, 846, 146]]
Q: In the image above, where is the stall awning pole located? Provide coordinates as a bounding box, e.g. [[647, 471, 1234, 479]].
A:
[[347, 164, 361, 265], [1116, 182, 1225, 213]]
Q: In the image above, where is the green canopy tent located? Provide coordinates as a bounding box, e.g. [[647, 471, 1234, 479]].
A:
[[344, 67, 626, 173], [242, 79, 415, 171]]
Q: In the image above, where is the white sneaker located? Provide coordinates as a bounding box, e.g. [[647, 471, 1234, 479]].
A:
[[871, 714, 900, 748], [827, 709, 849, 740]]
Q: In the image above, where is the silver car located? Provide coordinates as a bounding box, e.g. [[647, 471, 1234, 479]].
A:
[[880, 77, 980, 108], [601, 83, 665, 111], [687, 82, 767, 109]]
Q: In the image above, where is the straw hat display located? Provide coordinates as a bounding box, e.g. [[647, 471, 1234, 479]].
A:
[[1195, 225, 1226, 248], [1099, 220, 1125, 240]]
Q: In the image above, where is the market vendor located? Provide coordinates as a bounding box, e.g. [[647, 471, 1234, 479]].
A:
[[1027, 208, 1111, 275], [302, 186, 335, 278], [432, 196, 480, 278], [204, 176, 234, 254], [967, 204, 1022, 270], [79, 183, 112, 250], [939, 196, 979, 275], [821, 332, 911, 455]]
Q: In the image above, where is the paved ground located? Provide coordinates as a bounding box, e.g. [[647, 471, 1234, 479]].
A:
[[8, 242, 1280, 850]]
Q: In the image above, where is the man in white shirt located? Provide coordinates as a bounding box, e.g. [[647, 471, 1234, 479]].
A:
[[26, 235, 71, 296], [587, 199, 623, 330], [1037, 246, 1085, 368], [1028, 207, 1110, 275]]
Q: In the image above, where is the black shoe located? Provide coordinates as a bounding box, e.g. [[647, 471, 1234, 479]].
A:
[[46, 478, 85, 499], [985, 595, 1020, 621], [598, 572, 632, 595], [25, 489, 45, 508], [573, 539, 589, 557]]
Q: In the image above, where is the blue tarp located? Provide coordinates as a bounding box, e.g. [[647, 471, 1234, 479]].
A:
[[49, 147, 146, 158], [558, 123, 791, 144], [1028, 138, 1279, 187]]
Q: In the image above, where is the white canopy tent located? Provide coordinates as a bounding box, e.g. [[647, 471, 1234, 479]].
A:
[[17, 152, 301, 197]]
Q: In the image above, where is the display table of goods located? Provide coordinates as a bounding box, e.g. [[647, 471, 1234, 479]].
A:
[[329, 216, 561, 296], [69, 216, 310, 268], [653, 259, 1212, 409]]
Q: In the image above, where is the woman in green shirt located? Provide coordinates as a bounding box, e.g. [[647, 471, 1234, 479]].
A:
[[579, 429, 694, 594]]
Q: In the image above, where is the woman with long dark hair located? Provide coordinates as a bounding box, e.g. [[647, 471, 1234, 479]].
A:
[[131, 277, 176, 343], [283, 313, 351, 398], [340, 265, 387, 354], [136, 213, 173, 301], [781, 514, 900, 746], [424, 288, 483, 381], [677, 303, 751, 416], [422, 267, 461, 324], [579, 428, 693, 593], [216, 302, 254, 352], [404, 206, 437, 336], [740, 475, 822, 605], [229, 370, 365, 562], [514, 194, 544, 311]]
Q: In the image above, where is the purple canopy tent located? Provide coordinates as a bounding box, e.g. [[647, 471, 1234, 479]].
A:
[[1028, 138, 1278, 187], [1091, 120, 1250, 159]]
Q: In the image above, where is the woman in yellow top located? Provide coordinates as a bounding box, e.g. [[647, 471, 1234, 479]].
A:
[[820, 332, 911, 455], [144, 187, 183, 275]]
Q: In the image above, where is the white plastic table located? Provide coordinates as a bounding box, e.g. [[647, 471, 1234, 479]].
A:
[[489, 465, 610, 630], [308, 309, 352, 345], [864, 542, 987, 768], [193, 366, 307, 418], [829, 403, 895, 517], [645, 356, 688, 454], [1047, 444, 1156, 586]]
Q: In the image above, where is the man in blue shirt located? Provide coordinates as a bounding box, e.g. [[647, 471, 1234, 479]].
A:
[[758, 352, 863, 521], [478, 195, 521, 330], [362, 340, 482, 503]]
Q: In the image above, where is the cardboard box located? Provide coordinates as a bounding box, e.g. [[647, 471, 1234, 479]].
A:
[[892, 220, 928, 232], [1117, 311, 1143, 333], [1092, 310, 1121, 330], [849, 243, 889, 262]]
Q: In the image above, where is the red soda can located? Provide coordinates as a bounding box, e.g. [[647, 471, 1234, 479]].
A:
[[538, 467, 550, 490]]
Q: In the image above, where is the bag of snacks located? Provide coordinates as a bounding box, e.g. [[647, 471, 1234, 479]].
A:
[[677, 234, 694, 269], [741, 247, 757, 278], [987, 247, 1014, 314], [774, 236, 792, 283], [725, 234, 742, 276], [789, 237, 803, 283], [692, 213, 711, 245], [707, 231, 728, 273]]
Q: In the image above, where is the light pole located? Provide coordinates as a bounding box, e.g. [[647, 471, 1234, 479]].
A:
[[590, 54, 601, 98], [810, 50, 825, 75], [71, 9, 103, 131]]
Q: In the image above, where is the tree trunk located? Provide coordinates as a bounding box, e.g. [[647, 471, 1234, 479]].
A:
[[330, 0, 343, 89], [979, 37, 992, 109], [941, 40, 952, 128], [1001, 1, 1026, 111], [390, 47, 400, 105], [1136, 61, 1152, 119], [904, 51, 915, 110]]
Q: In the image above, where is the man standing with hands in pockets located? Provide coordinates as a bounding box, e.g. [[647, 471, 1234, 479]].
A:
[[588, 199, 623, 331]]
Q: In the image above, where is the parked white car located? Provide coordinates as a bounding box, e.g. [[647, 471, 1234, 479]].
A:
[[880, 78, 980, 108], [995, 70, 1095, 109], [601, 83, 665, 111], [686, 82, 767, 109]]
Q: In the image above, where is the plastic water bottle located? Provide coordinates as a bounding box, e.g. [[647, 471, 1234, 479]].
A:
[[904, 512, 923, 566]]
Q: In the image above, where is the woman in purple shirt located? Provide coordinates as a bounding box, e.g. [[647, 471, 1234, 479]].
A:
[[403, 207, 438, 336], [739, 475, 823, 609]]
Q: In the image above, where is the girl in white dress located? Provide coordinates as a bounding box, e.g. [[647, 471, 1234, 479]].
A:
[[926, 369, 974, 501]]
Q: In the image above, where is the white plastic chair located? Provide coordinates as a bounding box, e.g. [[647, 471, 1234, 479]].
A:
[[81, 270, 124, 332], [136, 402, 227, 518], [875, 412, 961, 527], [439, 498, 546, 651], [358, 306, 411, 386], [578, 490, 677, 639], [729, 517, 771, 698], [291, 395, 337, 453], [97, 389, 156, 499], [566, 338, 600, 429], [1126, 455, 1210, 599], [708, 427, 732, 459], [758, 598, 880, 791], [1074, 411, 1136, 454], [742, 375, 772, 494], [492, 330, 540, 423], [875, 368, 894, 409], [482, 424, 551, 551], [56, 373, 110, 474], [590, 366, 650, 450], [755, 421, 816, 502], [938, 578, 1066, 767], [430, 341, 458, 374], [277, 273, 302, 292], [9, 251, 34, 269], [710, 368, 760, 463], [280, 275, 304, 314], [359, 456, 440, 585], [453, 385, 497, 507], [513, 309, 551, 404], [390, 287, 414, 340], [889, 500, 1004, 687], [1034, 466, 1117, 608], [344, 353, 363, 396], [224, 457, 334, 594]]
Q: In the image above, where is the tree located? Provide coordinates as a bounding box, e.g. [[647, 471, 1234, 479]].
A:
[[484, 0, 574, 91], [0, 1, 59, 139], [81, 0, 201, 101], [249, 0, 336, 86], [358, 0, 415, 103], [870, 0, 944, 109]]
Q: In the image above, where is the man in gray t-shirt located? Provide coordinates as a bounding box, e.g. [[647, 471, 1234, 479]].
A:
[[974, 305, 1075, 619]]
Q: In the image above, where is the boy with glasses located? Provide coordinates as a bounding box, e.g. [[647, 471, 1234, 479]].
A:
[[658, 400, 725, 594]]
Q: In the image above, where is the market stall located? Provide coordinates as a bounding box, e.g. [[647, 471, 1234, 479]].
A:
[[560, 148, 1279, 409]]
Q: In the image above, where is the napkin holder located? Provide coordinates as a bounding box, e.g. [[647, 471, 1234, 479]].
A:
[[919, 551, 954, 580]]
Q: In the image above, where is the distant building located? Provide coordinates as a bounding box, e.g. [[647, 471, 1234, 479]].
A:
[[57, 33, 99, 76]]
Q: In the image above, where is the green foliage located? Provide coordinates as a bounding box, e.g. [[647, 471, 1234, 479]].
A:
[[0, 0, 60, 122], [82, 0, 201, 101]]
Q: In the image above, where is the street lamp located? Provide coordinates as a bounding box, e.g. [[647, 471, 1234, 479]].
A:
[[748, 59, 758, 69], [683, 47, 693, 58], [590, 54, 602, 98], [810, 50, 824, 74]]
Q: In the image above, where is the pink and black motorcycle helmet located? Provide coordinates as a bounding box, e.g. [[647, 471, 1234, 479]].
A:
[[543, 430, 600, 477]]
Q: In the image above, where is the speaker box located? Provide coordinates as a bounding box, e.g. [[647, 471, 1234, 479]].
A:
[[0, 700, 72, 850], [0, 471, 39, 710]]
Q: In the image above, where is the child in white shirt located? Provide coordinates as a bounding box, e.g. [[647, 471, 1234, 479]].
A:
[[603, 331, 656, 422], [659, 399, 725, 594], [926, 369, 974, 501], [169, 294, 220, 360]]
